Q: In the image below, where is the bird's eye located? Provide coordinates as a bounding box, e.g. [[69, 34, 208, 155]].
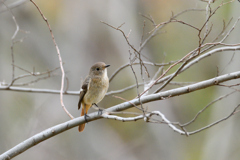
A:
[[96, 68, 100, 71]]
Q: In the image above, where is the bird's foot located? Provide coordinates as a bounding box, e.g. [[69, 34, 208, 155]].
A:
[[84, 113, 90, 123], [98, 109, 103, 115], [93, 103, 104, 115]]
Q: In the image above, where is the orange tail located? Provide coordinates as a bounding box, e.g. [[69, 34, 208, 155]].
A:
[[78, 104, 90, 132]]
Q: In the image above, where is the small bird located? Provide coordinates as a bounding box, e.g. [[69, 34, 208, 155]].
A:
[[78, 62, 110, 132]]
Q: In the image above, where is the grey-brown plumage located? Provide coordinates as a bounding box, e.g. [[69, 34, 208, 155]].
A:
[[78, 62, 110, 132], [78, 77, 90, 110]]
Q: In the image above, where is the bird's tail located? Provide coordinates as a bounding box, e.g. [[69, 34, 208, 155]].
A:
[[78, 104, 90, 132]]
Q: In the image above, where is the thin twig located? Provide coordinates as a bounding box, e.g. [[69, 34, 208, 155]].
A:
[[7, 65, 61, 86], [188, 104, 240, 135], [2, 1, 20, 88], [30, 0, 73, 119], [101, 21, 150, 80], [128, 51, 146, 115], [112, 95, 145, 112], [109, 61, 177, 82], [182, 91, 237, 127], [141, 47, 198, 96]]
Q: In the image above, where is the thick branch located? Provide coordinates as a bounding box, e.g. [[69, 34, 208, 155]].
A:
[[1, 71, 240, 159]]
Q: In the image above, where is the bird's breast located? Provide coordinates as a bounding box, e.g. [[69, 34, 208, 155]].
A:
[[83, 76, 109, 105]]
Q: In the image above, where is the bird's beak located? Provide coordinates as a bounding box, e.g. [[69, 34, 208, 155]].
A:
[[105, 64, 110, 68]]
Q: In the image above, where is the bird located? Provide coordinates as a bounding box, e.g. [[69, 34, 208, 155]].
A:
[[78, 62, 110, 132]]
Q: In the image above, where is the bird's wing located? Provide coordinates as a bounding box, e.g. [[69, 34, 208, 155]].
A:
[[78, 76, 91, 110]]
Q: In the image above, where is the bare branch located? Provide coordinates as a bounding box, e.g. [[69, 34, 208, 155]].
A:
[[128, 51, 146, 115], [141, 47, 199, 95], [181, 91, 237, 127], [3, 65, 61, 86], [0, 86, 79, 95], [106, 71, 240, 114], [0, 0, 27, 13], [29, 0, 73, 119], [109, 61, 177, 82], [1, 1, 20, 87], [101, 21, 150, 80], [0, 43, 239, 99], [1, 100, 239, 159], [112, 95, 145, 112], [188, 104, 240, 135], [152, 44, 240, 94]]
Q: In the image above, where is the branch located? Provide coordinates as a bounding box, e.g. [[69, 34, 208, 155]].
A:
[[101, 21, 150, 80], [0, 86, 79, 95], [2, 1, 20, 87], [181, 90, 237, 127], [1, 43, 239, 96], [107, 71, 240, 115], [109, 61, 176, 82], [29, 0, 73, 119], [0, 113, 97, 160], [102, 111, 186, 134], [1, 70, 240, 159], [188, 104, 240, 135], [152, 45, 240, 93], [103, 104, 240, 136], [0, 0, 27, 13]]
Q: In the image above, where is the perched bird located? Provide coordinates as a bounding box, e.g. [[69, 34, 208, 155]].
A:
[[78, 62, 110, 132]]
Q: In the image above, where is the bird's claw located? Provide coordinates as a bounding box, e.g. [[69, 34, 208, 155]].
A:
[[84, 113, 90, 123], [93, 103, 104, 115], [98, 109, 103, 115]]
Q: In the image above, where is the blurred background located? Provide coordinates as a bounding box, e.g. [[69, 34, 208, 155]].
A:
[[0, 0, 240, 159]]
